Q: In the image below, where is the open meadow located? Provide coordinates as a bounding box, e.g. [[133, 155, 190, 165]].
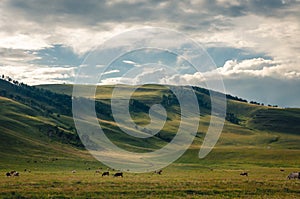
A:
[[1, 164, 299, 198], [1, 146, 300, 198]]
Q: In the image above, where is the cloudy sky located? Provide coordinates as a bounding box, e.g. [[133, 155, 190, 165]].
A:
[[0, 0, 300, 107]]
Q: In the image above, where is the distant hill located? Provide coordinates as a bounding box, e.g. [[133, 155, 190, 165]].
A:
[[0, 77, 300, 170], [38, 83, 300, 135]]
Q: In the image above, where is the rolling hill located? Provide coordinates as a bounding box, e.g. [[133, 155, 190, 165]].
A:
[[0, 77, 300, 171]]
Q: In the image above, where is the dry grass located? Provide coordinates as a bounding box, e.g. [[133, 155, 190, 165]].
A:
[[0, 167, 299, 198]]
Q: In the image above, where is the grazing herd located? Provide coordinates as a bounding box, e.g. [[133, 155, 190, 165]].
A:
[[4, 168, 126, 178], [5, 171, 19, 177], [4, 168, 300, 180], [94, 170, 123, 177], [100, 171, 123, 177]]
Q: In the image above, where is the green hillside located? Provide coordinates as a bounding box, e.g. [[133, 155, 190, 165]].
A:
[[0, 96, 99, 171], [0, 79, 99, 171], [0, 78, 300, 171]]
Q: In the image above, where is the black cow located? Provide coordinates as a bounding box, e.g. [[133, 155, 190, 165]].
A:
[[102, 171, 109, 177], [114, 172, 123, 177], [240, 172, 248, 176]]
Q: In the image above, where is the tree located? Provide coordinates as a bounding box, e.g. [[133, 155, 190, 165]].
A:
[[226, 113, 240, 124]]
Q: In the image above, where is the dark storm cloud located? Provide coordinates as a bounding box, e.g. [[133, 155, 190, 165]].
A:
[[246, 0, 298, 17], [196, 0, 300, 19], [6, 0, 298, 26], [7, 0, 166, 25]]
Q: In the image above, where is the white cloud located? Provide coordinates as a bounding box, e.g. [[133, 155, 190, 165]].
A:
[[102, 69, 120, 75], [50, 24, 139, 55], [216, 0, 241, 7], [0, 65, 76, 85], [0, 33, 52, 50], [99, 77, 131, 85], [0, 48, 41, 66], [98, 57, 299, 87], [99, 67, 177, 85], [216, 58, 300, 79], [122, 60, 142, 67], [122, 60, 137, 65]]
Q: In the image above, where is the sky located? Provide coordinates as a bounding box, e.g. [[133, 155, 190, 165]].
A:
[[0, 0, 300, 107]]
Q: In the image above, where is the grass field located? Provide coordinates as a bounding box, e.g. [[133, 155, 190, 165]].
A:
[[1, 165, 299, 198], [1, 145, 300, 198]]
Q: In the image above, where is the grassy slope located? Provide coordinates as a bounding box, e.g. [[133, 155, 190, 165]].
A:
[[0, 96, 101, 171], [0, 82, 299, 170], [36, 84, 300, 169], [0, 83, 300, 198]]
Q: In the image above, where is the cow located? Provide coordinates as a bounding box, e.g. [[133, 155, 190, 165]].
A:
[[102, 171, 109, 177], [240, 172, 248, 176], [6, 172, 11, 177], [24, 169, 31, 173], [10, 171, 16, 175], [280, 169, 285, 172], [287, 172, 299, 180], [13, 172, 19, 177], [114, 172, 123, 177], [72, 170, 76, 174], [154, 170, 162, 175], [95, 170, 101, 175]]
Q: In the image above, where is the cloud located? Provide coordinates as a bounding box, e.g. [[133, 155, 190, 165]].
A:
[[0, 65, 76, 85], [1, 0, 299, 58], [122, 60, 137, 65], [218, 58, 277, 76], [0, 48, 41, 66], [99, 77, 131, 85], [102, 69, 120, 75], [216, 58, 300, 79], [122, 60, 142, 67], [99, 67, 177, 85], [0, 33, 51, 50], [168, 58, 299, 85]]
